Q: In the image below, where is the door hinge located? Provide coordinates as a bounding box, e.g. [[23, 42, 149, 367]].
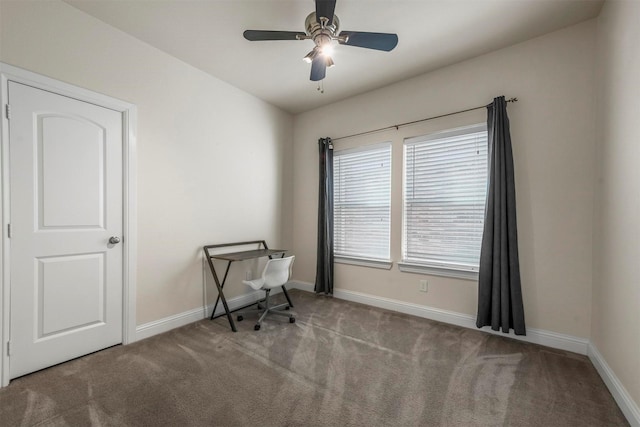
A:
[[6, 341, 10, 357], [7, 224, 11, 238], [5, 104, 10, 120]]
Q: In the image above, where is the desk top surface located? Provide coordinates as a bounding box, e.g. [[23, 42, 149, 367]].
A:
[[209, 248, 286, 262]]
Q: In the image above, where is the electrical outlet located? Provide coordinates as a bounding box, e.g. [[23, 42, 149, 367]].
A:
[[419, 280, 428, 292], [245, 270, 252, 281]]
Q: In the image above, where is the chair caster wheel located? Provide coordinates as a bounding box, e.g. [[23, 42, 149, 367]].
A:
[[254, 324, 261, 331], [289, 317, 296, 324], [285, 306, 290, 310], [237, 315, 243, 321]]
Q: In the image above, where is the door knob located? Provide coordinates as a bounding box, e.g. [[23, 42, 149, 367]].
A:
[[109, 236, 121, 244]]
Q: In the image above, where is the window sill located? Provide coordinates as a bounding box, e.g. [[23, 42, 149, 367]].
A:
[[397, 262, 478, 281], [335, 256, 393, 270]]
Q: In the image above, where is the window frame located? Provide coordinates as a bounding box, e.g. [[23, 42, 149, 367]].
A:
[[333, 141, 392, 269], [400, 123, 488, 280]]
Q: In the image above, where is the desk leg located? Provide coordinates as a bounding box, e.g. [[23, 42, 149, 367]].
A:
[[211, 262, 232, 320], [207, 258, 237, 332], [281, 285, 294, 308]]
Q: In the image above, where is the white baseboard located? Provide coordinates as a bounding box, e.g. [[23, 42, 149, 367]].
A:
[[136, 305, 206, 341], [588, 344, 640, 427], [135, 289, 268, 341], [288, 281, 589, 355]]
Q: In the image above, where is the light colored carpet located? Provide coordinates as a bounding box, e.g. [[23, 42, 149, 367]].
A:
[[0, 289, 629, 426]]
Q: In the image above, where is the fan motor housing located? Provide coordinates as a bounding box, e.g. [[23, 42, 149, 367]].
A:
[[304, 12, 342, 46]]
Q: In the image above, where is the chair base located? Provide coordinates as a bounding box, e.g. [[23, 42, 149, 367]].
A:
[[236, 289, 295, 330]]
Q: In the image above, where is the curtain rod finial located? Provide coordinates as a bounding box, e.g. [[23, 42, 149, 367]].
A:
[[507, 97, 518, 103]]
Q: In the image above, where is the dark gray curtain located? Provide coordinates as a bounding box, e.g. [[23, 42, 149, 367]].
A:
[[476, 96, 526, 335], [315, 137, 334, 295]]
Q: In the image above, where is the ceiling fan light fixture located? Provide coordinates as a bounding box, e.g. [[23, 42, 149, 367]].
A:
[[325, 56, 335, 68], [303, 48, 320, 63], [320, 42, 334, 58]]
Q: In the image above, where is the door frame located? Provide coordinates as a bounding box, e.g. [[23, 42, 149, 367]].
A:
[[0, 63, 138, 387]]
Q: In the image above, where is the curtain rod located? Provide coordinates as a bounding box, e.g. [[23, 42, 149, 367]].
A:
[[331, 97, 518, 142]]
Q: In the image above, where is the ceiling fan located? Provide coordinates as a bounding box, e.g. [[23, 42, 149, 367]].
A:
[[243, 0, 399, 82]]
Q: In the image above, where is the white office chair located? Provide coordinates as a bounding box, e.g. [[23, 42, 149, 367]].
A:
[[236, 256, 295, 331]]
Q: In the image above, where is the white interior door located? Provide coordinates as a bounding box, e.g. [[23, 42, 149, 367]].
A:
[[8, 81, 123, 379]]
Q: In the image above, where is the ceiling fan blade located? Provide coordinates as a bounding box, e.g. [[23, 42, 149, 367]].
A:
[[310, 56, 327, 81], [316, 0, 337, 25], [243, 30, 306, 41], [339, 31, 399, 51]]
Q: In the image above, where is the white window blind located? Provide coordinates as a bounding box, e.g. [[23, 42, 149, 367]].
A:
[[334, 143, 391, 260], [403, 124, 488, 271]]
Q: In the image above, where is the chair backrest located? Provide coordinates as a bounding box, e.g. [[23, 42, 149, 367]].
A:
[[261, 256, 295, 289]]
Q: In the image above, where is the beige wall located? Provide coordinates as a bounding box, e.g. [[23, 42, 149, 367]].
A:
[[292, 21, 597, 338], [593, 0, 640, 407], [0, 0, 293, 324]]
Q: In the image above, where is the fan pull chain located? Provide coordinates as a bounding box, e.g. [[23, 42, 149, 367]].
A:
[[317, 80, 325, 94]]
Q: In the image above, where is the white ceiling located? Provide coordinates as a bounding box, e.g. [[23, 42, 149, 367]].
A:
[[64, 0, 603, 114]]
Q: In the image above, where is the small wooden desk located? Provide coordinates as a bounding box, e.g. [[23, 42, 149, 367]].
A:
[[203, 241, 293, 332]]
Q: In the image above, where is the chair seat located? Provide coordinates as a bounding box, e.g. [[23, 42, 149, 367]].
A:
[[242, 278, 265, 291]]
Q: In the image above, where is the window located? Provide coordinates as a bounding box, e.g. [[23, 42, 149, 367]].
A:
[[402, 124, 488, 277], [334, 143, 391, 265]]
